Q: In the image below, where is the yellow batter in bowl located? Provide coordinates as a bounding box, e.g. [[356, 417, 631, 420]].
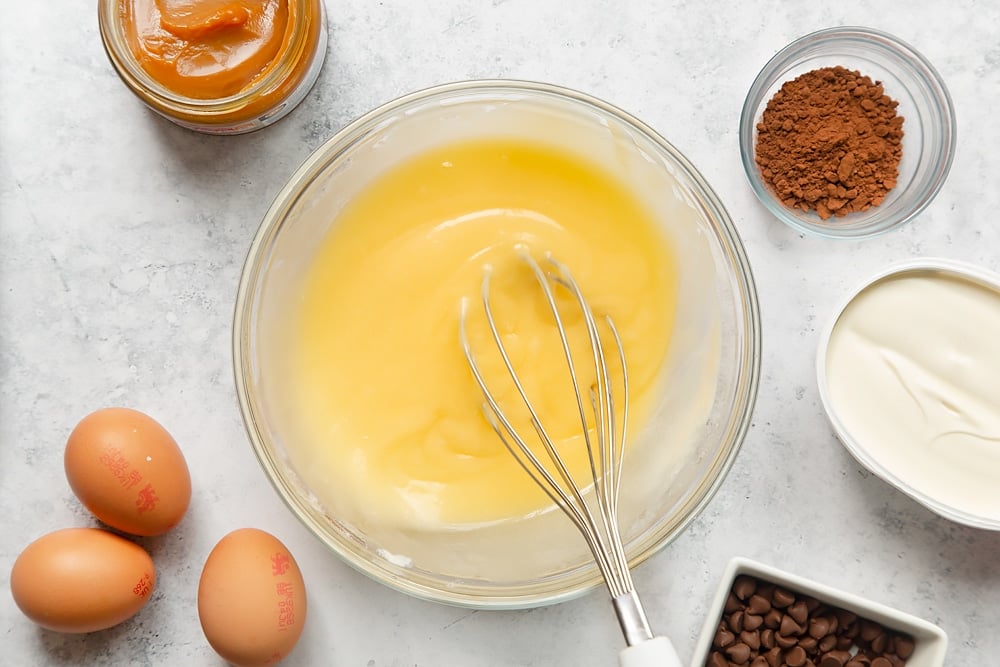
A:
[[283, 137, 677, 529]]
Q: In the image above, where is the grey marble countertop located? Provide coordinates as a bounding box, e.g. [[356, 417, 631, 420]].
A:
[[3, 1, 999, 665]]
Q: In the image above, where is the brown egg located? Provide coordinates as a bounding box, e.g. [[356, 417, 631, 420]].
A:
[[10, 527, 156, 633], [198, 528, 307, 667], [65, 407, 191, 536]]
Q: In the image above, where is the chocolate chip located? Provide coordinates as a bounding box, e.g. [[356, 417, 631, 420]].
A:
[[773, 587, 796, 608], [725, 592, 742, 613], [834, 609, 857, 627], [859, 620, 883, 642], [725, 642, 751, 664], [764, 609, 783, 629], [895, 636, 914, 659], [871, 658, 893, 667], [818, 634, 837, 652], [819, 654, 847, 667], [734, 575, 757, 600], [741, 630, 761, 650], [751, 657, 769, 667], [748, 594, 772, 615], [744, 614, 764, 631], [809, 617, 831, 639], [780, 614, 804, 636], [789, 600, 810, 625], [707, 651, 729, 667], [760, 628, 775, 649], [871, 632, 889, 653], [798, 636, 818, 653], [729, 610, 745, 633], [714, 626, 736, 649], [786, 645, 807, 666], [764, 647, 783, 667], [775, 633, 799, 649]]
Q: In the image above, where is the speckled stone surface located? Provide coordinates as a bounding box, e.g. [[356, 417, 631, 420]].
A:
[[2, 1, 999, 665]]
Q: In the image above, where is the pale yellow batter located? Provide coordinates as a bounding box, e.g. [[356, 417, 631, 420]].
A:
[[283, 137, 678, 528]]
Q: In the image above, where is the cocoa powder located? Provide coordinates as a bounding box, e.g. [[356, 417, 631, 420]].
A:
[[754, 66, 904, 220]]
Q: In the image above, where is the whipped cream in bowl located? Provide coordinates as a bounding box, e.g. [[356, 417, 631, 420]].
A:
[[817, 258, 1000, 530]]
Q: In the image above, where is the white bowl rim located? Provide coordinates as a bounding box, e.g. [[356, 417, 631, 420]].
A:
[[815, 257, 1000, 530]]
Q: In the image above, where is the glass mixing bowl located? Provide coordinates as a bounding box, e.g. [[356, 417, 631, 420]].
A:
[[233, 80, 761, 608]]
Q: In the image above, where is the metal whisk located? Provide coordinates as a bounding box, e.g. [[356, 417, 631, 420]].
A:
[[460, 253, 681, 667]]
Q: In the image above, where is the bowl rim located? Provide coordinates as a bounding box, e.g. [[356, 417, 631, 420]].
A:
[[232, 78, 763, 608], [738, 25, 957, 240], [690, 557, 948, 667], [815, 257, 1000, 530]]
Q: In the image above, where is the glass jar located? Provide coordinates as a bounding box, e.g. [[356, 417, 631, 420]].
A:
[[99, 0, 328, 135]]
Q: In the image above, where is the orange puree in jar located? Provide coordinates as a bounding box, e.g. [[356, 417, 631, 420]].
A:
[[100, 0, 326, 133], [122, 0, 291, 99]]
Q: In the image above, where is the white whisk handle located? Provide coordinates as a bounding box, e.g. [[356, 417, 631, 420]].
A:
[[617, 636, 683, 667]]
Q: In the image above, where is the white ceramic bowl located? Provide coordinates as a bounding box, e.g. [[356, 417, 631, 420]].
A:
[[691, 557, 948, 667], [817, 258, 1000, 530]]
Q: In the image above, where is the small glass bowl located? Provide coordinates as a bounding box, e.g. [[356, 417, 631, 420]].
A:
[[739, 26, 956, 239], [691, 558, 948, 667]]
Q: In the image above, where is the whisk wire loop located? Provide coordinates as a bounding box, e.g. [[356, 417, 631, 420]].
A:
[[460, 251, 672, 657], [460, 268, 625, 595], [460, 254, 638, 598]]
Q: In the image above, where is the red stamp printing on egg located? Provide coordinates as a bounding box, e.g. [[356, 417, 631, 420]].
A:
[[270, 552, 291, 576], [99, 446, 144, 490], [276, 582, 295, 630], [135, 483, 159, 513], [132, 572, 153, 597]]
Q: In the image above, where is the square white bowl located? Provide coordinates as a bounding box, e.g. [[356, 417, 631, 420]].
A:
[[690, 557, 947, 667]]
